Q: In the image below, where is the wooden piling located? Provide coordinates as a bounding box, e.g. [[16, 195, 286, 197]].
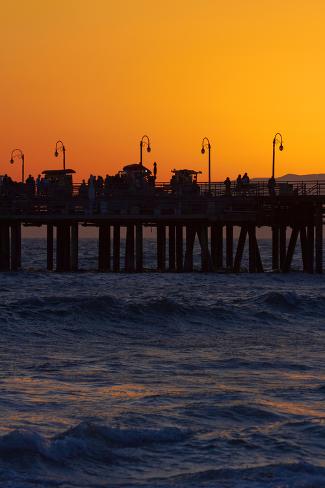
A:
[[248, 225, 257, 273], [300, 226, 308, 272], [282, 226, 299, 272], [0, 223, 10, 271], [272, 226, 279, 270], [176, 224, 183, 272], [47, 224, 53, 271], [198, 225, 212, 272], [254, 231, 264, 273], [233, 226, 247, 272], [157, 225, 166, 271], [113, 225, 120, 272], [315, 210, 323, 274], [125, 224, 135, 272], [11, 223, 21, 271], [169, 225, 176, 271], [56, 223, 71, 271], [184, 225, 196, 272], [307, 223, 314, 274], [226, 224, 233, 268], [71, 223, 79, 271], [136, 224, 143, 272], [279, 225, 286, 270], [98, 223, 110, 272]]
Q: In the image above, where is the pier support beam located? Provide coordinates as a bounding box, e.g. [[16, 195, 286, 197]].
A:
[[11, 223, 21, 271], [198, 225, 212, 272], [169, 225, 176, 271], [315, 211, 323, 274], [300, 226, 308, 272], [113, 225, 120, 272], [176, 224, 183, 272], [255, 234, 264, 273], [71, 223, 79, 271], [0, 224, 10, 271], [125, 224, 135, 272], [136, 224, 143, 272], [211, 224, 223, 270], [226, 224, 233, 269], [98, 223, 110, 272], [56, 223, 71, 272], [47, 224, 54, 271], [248, 225, 257, 273], [307, 224, 314, 274], [184, 225, 195, 272], [282, 226, 299, 272], [157, 225, 166, 271], [279, 225, 286, 270], [247, 226, 263, 273], [233, 226, 247, 272], [272, 226, 279, 270]]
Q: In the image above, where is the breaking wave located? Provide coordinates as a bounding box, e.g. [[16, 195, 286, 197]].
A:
[[0, 422, 189, 465], [169, 462, 325, 487], [2, 289, 325, 327]]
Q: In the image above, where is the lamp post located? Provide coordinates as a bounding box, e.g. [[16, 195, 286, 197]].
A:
[[55, 140, 66, 170], [201, 137, 211, 193], [272, 133, 284, 179], [10, 148, 25, 182], [140, 135, 151, 166]]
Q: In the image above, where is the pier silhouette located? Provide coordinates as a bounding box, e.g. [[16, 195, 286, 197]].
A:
[[0, 163, 324, 273]]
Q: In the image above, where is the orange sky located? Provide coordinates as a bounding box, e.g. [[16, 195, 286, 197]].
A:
[[1, 0, 325, 182]]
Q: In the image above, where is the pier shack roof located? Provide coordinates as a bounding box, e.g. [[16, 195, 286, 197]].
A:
[[122, 163, 151, 174], [41, 169, 76, 176]]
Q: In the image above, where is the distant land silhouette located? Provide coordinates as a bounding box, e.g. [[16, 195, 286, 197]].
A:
[[252, 173, 325, 181]]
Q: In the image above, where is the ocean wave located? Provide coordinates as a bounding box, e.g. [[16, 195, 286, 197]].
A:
[[2, 295, 237, 326], [0, 422, 189, 465], [1, 287, 324, 335], [254, 290, 325, 315], [168, 462, 325, 487]]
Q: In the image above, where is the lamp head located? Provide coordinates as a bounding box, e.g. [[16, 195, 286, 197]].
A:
[[201, 147, 205, 154], [54, 150, 59, 157], [279, 144, 284, 151], [10, 158, 14, 164], [147, 145, 151, 153]]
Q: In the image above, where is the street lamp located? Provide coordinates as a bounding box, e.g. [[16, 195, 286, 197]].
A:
[[55, 140, 66, 170], [140, 135, 151, 166], [10, 148, 25, 182], [272, 133, 284, 179], [201, 137, 211, 193]]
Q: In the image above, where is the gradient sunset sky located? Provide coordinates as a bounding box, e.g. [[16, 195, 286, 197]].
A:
[[1, 0, 325, 182]]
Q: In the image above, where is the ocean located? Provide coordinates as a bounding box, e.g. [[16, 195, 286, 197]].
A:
[[0, 238, 324, 487]]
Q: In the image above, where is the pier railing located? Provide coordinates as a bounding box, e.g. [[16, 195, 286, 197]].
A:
[[0, 180, 325, 219], [155, 180, 325, 197], [33, 180, 325, 199]]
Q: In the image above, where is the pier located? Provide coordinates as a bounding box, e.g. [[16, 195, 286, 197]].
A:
[[0, 175, 324, 273]]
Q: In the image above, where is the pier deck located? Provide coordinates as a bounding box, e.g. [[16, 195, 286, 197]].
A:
[[0, 180, 324, 273]]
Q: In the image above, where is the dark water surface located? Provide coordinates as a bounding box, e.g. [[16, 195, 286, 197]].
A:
[[0, 239, 324, 487]]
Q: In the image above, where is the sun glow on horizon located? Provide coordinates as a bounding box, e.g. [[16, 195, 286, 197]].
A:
[[1, 0, 325, 182]]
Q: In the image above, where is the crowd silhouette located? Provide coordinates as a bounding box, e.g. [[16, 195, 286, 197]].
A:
[[1, 171, 279, 198]]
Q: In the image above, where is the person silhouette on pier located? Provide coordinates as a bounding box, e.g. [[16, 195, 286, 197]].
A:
[[242, 173, 250, 185], [25, 174, 35, 197], [88, 175, 96, 213], [224, 177, 231, 196], [236, 174, 242, 193], [36, 175, 42, 195], [79, 179, 87, 198]]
